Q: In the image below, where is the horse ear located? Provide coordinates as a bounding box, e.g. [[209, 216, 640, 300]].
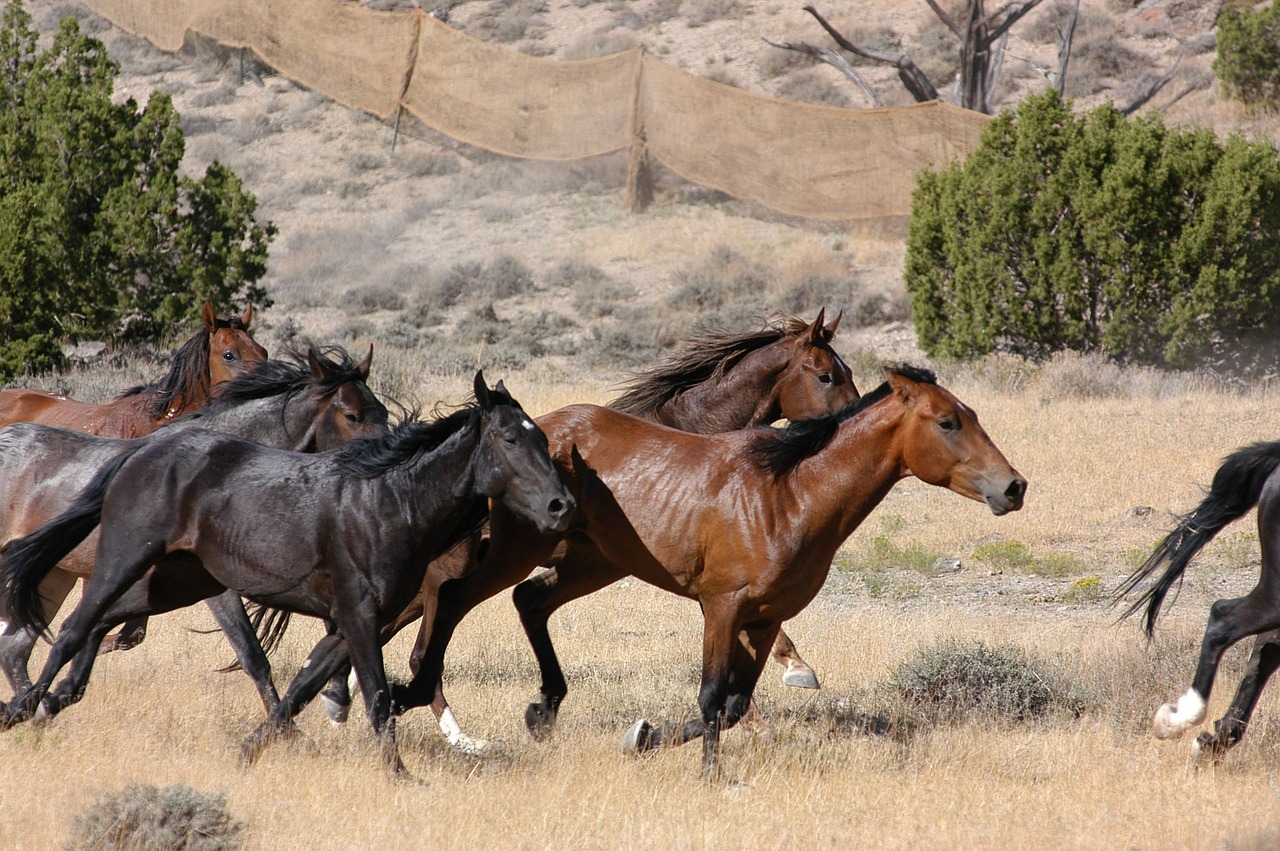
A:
[[804, 308, 827, 344], [241, 303, 254, 329], [308, 347, 328, 380], [474, 370, 492, 409], [357, 345, 373, 380], [824, 309, 843, 339], [201, 300, 216, 333], [885, 368, 919, 401]]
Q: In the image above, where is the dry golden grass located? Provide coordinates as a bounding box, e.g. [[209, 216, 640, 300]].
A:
[[3, 377, 1280, 849]]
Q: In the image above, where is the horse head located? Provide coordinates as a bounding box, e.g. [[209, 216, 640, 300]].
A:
[[774, 308, 859, 422], [473, 371, 575, 535], [203, 300, 269, 387], [306, 344, 387, 450], [890, 366, 1026, 516]]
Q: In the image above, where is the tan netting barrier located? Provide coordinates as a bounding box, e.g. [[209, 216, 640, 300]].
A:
[[80, 0, 990, 219]]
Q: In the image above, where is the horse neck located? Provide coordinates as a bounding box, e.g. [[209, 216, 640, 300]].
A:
[[174, 388, 320, 451], [652, 345, 786, 433], [781, 400, 909, 550], [397, 422, 486, 534]]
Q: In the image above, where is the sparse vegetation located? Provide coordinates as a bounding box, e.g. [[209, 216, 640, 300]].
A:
[[889, 640, 1089, 723], [67, 784, 243, 851]]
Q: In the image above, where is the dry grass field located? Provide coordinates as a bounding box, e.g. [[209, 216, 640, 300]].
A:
[[6, 0, 1280, 848]]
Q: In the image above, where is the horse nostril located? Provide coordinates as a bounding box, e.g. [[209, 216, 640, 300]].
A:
[[549, 498, 566, 516], [1006, 479, 1027, 501]]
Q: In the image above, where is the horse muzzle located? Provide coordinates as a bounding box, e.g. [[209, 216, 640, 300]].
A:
[[985, 476, 1027, 516]]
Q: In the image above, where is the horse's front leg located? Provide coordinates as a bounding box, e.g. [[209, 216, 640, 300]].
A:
[[0, 568, 74, 697], [512, 544, 624, 742]]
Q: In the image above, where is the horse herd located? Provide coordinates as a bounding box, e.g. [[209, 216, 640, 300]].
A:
[[0, 302, 1270, 776]]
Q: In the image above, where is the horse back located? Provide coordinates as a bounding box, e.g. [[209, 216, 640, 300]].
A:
[[0, 387, 161, 438]]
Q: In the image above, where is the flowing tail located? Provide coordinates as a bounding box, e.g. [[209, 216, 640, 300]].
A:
[[1116, 440, 1280, 637], [0, 446, 143, 636]]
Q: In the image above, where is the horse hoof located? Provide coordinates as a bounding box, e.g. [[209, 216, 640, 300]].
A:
[[622, 719, 655, 755], [525, 702, 556, 741], [321, 693, 350, 725], [781, 665, 820, 690], [1152, 690, 1206, 740]]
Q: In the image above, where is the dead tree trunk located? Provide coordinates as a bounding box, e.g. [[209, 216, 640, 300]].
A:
[[780, 1, 1050, 114]]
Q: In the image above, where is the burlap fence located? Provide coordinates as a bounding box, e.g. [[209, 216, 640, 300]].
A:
[[79, 0, 991, 219]]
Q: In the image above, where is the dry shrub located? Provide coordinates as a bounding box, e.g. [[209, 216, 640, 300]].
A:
[[1067, 29, 1147, 96], [888, 640, 1089, 724], [775, 70, 853, 107], [470, 0, 549, 44], [344, 284, 405, 314], [684, 0, 747, 27], [67, 784, 243, 851], [563, 28, 639, 60]]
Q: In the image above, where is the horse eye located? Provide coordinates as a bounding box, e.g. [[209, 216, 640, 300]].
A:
[[344, 412, 360, 424], [818, 373, 833, 385], [940, 418, 958, 431], [222, 351, 236, 361]]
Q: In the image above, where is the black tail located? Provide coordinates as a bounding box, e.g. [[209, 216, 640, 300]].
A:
[[1116, 440, 1280, 637], [0, 446, 142, 636]]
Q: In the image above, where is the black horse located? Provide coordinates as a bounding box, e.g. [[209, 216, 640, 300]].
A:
[[0, 372, 574, 774], [1118, 440, 1280, 760]]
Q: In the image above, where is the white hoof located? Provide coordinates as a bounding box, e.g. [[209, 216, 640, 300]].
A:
[[1152, 689, 1206, 740], [622, 719, 654, 755], [1190, 737, 1205, 762], [781, 664, 820, 690]]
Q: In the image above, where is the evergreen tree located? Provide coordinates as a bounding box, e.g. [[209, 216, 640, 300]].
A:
[[0, 1, 274, 380]]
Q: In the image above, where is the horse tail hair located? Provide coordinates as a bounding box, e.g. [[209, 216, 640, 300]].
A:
[[1116, 440, 1280, 638], [248, 601, 293, 656], [0, 447, 141, 637]]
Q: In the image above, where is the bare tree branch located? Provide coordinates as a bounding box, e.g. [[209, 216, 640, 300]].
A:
[[1157, 80, 1210, 115], [984, 31, 1009, 107], [802, 5, 940, 102], [1119, 48, 1185, 116], [1055, 0, 1080, 94], [979, 0, 1050, 51], [763, 38, 883, 106], [923, 0, 961, 36]]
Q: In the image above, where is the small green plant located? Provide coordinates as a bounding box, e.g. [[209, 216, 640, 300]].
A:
[[67, 783, 244, 850], [1062, 574, 1105, 603], [863, 535, 946, 574], [1031, 552, 1088, 578], [972, 540, 1034, 571]]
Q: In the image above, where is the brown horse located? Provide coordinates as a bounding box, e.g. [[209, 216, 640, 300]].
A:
[[0, 301, 267, 438], [359, 366, 1023, 775], [311, 311, 859, 733], [611, 310, 857, 688]]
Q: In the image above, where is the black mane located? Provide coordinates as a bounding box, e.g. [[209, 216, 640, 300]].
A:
[[750, 364, 937, 477], [608, 315, 814, 417], [331, 407, 477, 478]]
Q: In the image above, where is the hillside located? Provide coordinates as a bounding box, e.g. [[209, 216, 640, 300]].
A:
[[26, 0, 1257, 403]]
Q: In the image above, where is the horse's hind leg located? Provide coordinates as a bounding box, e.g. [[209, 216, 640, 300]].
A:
[[512, 546, 626, 741], [1156, 506, 1280, 740], [1193, 628, 1280, 761], [39, 559, 224, 720], [0, 569, 74, 697], [204, 591, 281, 716], [242, 634, 349, 764], [771, 626, 819, 690], [97, 616, 148, 654]]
